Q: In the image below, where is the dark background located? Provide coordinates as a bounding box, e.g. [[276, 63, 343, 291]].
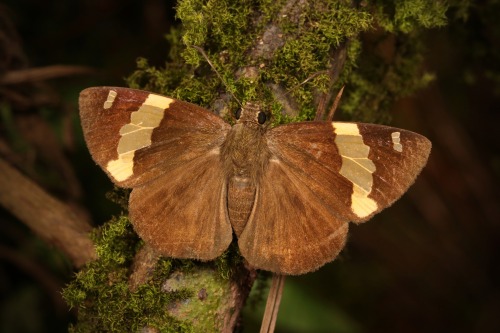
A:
[[1, 1, 499, 332]]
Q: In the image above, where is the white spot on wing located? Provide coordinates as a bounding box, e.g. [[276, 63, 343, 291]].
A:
[[103, 90, 117, 109], [391, 131, 403, 152], [106, 94, 173, 182], [106, 151, 134, 181], [352, 184, 378, 217], [333, 123, 359, 136], [333, 123, 378, 218]]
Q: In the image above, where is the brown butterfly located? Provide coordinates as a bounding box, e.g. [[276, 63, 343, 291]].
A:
[[79, 86, 431, 275]]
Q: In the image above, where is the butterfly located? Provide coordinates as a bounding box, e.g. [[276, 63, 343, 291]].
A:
[[79, 86, 431, 275]]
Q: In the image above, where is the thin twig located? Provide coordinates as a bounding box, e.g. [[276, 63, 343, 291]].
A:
[[260, 274, 286, 333], [0, 65, 94, 85], [326, 85, 345, 121]]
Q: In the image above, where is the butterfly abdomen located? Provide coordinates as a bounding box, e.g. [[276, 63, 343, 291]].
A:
[[227, 176, 256, 236]]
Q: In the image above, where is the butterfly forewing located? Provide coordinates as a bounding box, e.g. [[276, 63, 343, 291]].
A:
[[354, 123, 431, 221], [80, 87, 233, 259], [79, 87, 231, 188], [268, 121, 431, 222]]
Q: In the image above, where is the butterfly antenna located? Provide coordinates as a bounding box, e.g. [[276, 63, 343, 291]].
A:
[[259, 274, 286, 333], [287, 70, 329, 96], [189, 45, 242, 106]]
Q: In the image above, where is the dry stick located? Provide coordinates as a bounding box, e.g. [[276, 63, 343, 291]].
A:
[[260, 274, 286, 333], [326, 85, 345, 121], [128, 244, 160, 291], [0, 157, 96, 268], [0, 65, 94, 85]]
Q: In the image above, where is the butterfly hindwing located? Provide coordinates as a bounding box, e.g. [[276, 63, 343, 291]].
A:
[[238, 158, 349, 274], [239, 121, 431, 274], [79, 87, 231, 188], [129, 153, 232, 260]]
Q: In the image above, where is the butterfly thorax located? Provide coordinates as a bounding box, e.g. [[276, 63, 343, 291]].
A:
[[221, 103, 271, 236]]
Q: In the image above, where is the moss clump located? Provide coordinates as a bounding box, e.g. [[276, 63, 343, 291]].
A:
[[265, 1, 372, 114], [334, 0, 452, 122], [372, 0, 448, 33], [63, 215, 246, 332], [127, 0, 464, 127], [63, 216, 194, 333], [339, 33, 435, 123], [127, 0, 371, 124], [213, 241, 244, 280]]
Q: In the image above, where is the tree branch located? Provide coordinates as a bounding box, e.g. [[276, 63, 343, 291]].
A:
[[0, 157, 96, 267], [0, 65, 94, 85]]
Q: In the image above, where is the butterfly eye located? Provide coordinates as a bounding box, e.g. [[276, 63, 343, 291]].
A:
[[257, 112, 267, 124], [235, 109, 242, 120]]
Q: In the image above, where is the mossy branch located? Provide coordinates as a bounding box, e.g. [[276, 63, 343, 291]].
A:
[[66, 0, 467, 332]]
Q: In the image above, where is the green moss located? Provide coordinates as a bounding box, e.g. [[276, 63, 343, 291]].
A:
[[160, 268, 235, 332], [91, 216, 139, 266], [340, 37, 423, 122], [63, 214, 246, 332], [213, 242, 243, 280], [63, 217, 194, 332], [65, 278, 192, 333], [126, 57, 187, 96], [126, 0, 468, 126], [127, 1, 371, 124], [263, 1, 372, 121], [335, 0, 462, 122], [104, 187, 130, 212], [257, 0, 287, 22], [371, 0, 448, 33]]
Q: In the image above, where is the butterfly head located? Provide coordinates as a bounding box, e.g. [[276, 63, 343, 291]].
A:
[[234, 102, 270, 129]]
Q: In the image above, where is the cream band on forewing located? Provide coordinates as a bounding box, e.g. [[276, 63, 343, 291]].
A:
[[333, 123, 378, 218], [103, 90, 117, 109], [106, 93, 173, 181], [391, 131, 403, 152]]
